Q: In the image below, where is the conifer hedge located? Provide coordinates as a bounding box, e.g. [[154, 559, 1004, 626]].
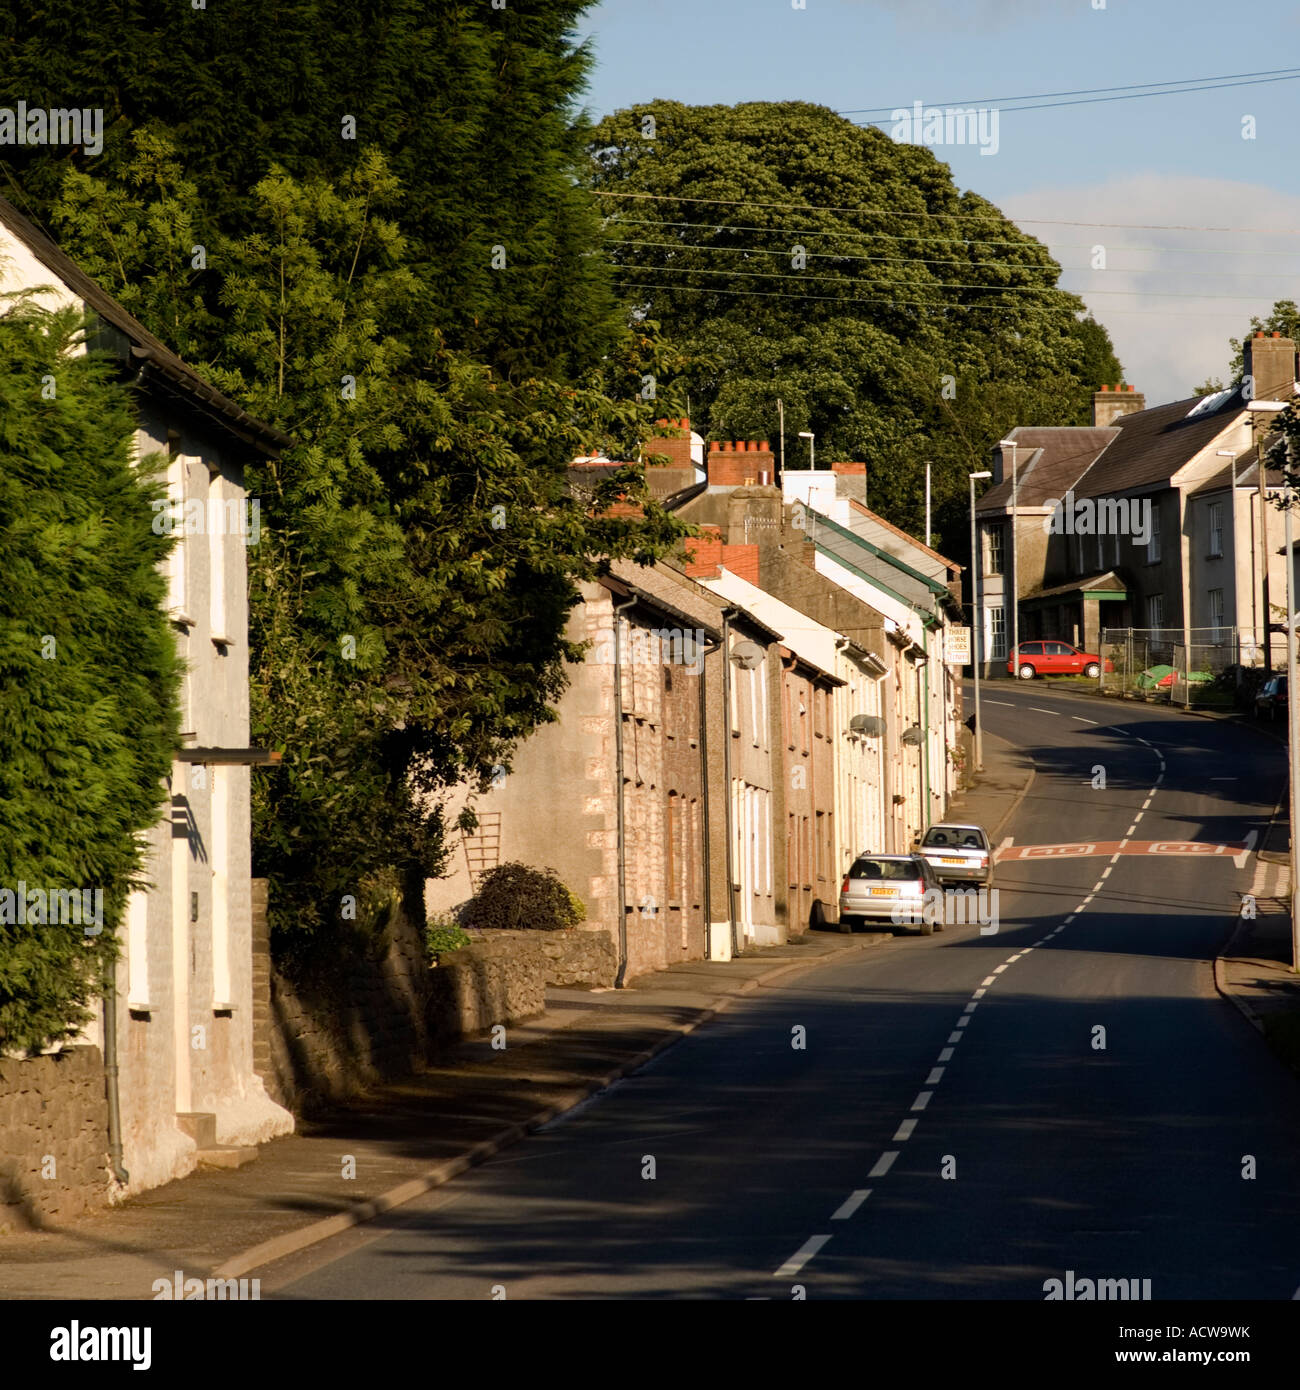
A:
[[0, 298, 180, 1053]]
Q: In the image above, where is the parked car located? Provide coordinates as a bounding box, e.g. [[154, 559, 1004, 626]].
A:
[[839, 854, 941, 936], [914, 823, 993, 886], [1255, 674, 1288, 721], [1006, 640, 1112, 680]]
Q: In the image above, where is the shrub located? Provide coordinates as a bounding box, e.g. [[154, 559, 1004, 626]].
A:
[[425, 918, 472, 962], [462, 862, 584, 932]]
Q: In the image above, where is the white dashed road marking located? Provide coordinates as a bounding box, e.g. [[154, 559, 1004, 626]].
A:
[[774, 1235, 832, 1277], [911, 1091, 933, 1112], [869, 1151, 899, 1178], [893, 1118, 918, 1141], [831, 1190, 871, 1221]]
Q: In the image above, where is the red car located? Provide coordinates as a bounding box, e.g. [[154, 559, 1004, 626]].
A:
[[1006, 640, 1111, 680]]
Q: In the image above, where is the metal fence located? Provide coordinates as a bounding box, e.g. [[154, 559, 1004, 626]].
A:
[[1101, 628, 1239, 707]]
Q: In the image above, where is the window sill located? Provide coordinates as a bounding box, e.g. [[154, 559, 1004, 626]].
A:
[[169, 611, 196, 630], [211, 633, 233, 648]]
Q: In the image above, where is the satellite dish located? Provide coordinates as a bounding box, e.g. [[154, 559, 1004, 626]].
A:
[[849, 714, 885, 736], [900, 724, 924, 747], [731, 640, 764, 670]]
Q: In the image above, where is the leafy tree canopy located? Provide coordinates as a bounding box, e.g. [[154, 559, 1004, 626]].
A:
[[587, 100, 1123, 550], [49, 134, 687, 947]]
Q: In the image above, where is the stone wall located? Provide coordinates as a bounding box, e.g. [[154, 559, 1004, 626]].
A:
[[0, 1047, 109, 1233], [426, 937, 547, 1048], [484, 926, 617, 988], [259, 884, 433, 1116]]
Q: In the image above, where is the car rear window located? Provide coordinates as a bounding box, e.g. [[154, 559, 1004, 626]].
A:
[[923, 828, 986, 849], [848, 858, 923, 880]]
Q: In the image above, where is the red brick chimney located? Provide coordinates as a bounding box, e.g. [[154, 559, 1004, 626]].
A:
[[645, 417, 695, 470], [682, 526, 760, 584], [707, 438, 776, 487], [1092, 383, 1145, 428], [831, 461, 867, 475]]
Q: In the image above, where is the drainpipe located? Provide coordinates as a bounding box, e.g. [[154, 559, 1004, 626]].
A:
[[720, 608, 739, 956], [613, 593, 638, 988], [698, 631, 722, 959], [103, 973, 129, 1186], [919, 633, 933, 831]]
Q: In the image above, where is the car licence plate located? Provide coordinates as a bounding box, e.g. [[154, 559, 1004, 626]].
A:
[[867, 887, 899, 896], [939, 857, 966, 865]]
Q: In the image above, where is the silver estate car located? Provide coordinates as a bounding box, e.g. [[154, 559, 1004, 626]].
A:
[[914, 823, 993, 887], [839, 853, 941, 935]]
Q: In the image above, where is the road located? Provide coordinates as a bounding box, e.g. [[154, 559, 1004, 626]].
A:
[[271, 686, 1300, 1299]]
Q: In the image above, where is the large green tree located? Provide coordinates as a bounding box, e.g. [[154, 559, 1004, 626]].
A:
[[51, 134, 686, 946], [588, 100, 1123, 550], [0, 297, 180, 1051], [0, 0, 615, 379]]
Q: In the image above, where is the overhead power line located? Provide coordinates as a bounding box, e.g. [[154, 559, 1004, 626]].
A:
[[837, 66, 1300, 117], [846, 69, 1300, 121], [611, 280, 1259, 320], [614, 238, 1300, 282], [607, 216, 1300, 261], [615, 260, 1290, 302], [594, 190, 1300, 236]]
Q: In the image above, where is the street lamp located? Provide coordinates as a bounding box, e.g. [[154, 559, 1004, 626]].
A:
[[798, 430, 815, 471], [969, 470, 992, 770], [1216, 448, 1241, 668], [998, 438, 1020, 680]]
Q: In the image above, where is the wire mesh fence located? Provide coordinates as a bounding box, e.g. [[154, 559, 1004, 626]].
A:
[[1101, 628, 1240, 707]]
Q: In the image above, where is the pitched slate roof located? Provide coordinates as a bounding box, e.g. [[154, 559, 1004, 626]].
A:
[[0, 193, 290, 455], [977, 427, 1118, 512], [1072, 390, 1245, 498]]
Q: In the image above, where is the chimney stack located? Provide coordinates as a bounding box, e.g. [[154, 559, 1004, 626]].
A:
[[1243, 331, 1298, 404], [706, 438, 777, 487], [1092, 382, 1145, 429]]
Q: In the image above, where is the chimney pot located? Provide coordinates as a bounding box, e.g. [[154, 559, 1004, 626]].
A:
[[1256, 331, 1265, 338], [1274, 331, 1282, 339], [760, 440, 770, 451], [1100, 384, 1110, 392], [709, 440, 720, 452]]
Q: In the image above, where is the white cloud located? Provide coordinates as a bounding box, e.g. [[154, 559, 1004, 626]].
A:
[[1001, 175, 1300, 406]]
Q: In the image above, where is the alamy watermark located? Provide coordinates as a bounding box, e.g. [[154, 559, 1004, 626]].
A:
[[890, 101, 999, 156], [0, 103, 103, 156], [590, 625, 706, 675], [1041, 491, 1151, 547], [0, 882, 103, 935], [891, 887, 999, 934], [152, 496, 261, 544]]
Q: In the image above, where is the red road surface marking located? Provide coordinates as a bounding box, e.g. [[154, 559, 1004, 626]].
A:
[[996, 840, 1246, 863]]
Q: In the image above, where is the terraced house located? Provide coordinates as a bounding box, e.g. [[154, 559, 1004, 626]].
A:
[[0, 196, 292, 1227]]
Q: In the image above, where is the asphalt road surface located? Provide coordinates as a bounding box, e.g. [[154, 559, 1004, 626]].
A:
[[271, 686, 1300, 1299]]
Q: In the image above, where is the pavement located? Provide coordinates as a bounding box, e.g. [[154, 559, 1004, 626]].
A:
[[0, 736, 1032, 1301]]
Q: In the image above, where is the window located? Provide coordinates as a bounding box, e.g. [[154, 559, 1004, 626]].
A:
[[988, 607, 1006, 660], [208, 471, 229, 644], [1147, 506, 1162, 564], [1208, 502, 1224, 558], [813, 685, 826, 739], [1096, 532, 1104, 571], [666, 794, 680, 905], [816, 810, 827, 880], [986, 524, 1004, 576], [1209, 587, 1225, 639], [1112, 531, 1121, 567], [165, 439, 189, 620], [1045, 641, 1074, 654], [1147, 594, 1164, 629]]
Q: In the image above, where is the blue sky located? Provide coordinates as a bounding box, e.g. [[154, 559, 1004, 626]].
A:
[[577, 0, 1300, 405]]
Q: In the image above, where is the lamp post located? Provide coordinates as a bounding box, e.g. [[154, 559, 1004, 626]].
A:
[[777, 399, 785, 487], [1216, 448, 1240, 668], [798, 430, 815, 471], [970, 470, 993, 771], [1286, 484, 1300, 971], [998, 438, 1019, 679]]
